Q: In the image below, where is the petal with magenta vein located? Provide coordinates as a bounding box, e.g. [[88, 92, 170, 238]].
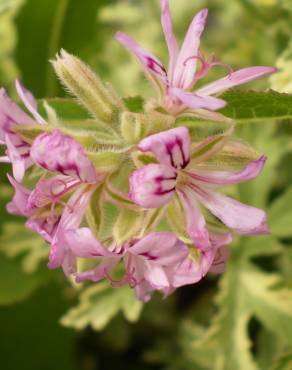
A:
[[197, 66, 277, 96]]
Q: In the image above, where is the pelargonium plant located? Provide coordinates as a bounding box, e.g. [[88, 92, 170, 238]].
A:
[[0, 0, 276, 302]]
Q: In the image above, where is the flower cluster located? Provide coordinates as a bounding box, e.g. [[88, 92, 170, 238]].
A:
[[1, 0, 276, 301]]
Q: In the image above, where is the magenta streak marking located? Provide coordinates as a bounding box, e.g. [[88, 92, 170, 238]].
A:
[[165, 136, 189, 169], [139, 252, 158, 260], [146, 57, 167, 76]]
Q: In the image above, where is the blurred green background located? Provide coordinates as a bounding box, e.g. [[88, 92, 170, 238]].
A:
[[1, 1, 292, 369]]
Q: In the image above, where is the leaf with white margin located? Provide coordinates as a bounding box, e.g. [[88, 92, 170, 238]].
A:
[[60, 282, 143, 330], [0, 222, 48, 273], [268, 186, 292, 238]]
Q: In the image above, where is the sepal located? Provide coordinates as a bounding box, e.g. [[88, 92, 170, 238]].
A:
[[105, 181, 138, 211], [87, 149, 124, 173], [52, 49, 124, 123], [113, 208, 143, 245], [199, 139, 262, 171], [85, 185, 105, 237], [166, 195, 191, 244], [13, 123, 48, 144], [120, 111, 149, 144], [120, 110, 175, 144]]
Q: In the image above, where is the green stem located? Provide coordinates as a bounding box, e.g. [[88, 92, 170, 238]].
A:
[[46, 0, 70, 97]]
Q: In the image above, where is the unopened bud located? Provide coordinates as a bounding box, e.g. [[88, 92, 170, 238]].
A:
[[120, 112, 149, 144], [121, 110, 175, 144], [52, 49, 124, 123]]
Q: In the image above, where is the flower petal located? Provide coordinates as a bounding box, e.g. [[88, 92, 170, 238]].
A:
[[172, 230, 232, 286], [209, 230, 232, 249], [30, 129, 98, 183], [76, 258, 120, 283], [171, 257, 202, 287], [195, 186, 269, 235], [27, 175, 80, 211], [5, 133, 29, 182], [133, 279, 154, 302], [171, 248, 216, 288], [138, 126, 191, 169], [129, 164, 176, 208], [0, 155, 10, 163], [209, 245, 230, 274], [57, 185, 95, 232], [143, 261, 170, 287], [173, 9, 208, 89], [0, 88, 33, 125], [48, 186, 95, 270], [65, 228, 110, 258], [171, 88, 226, 110], [129, 232, 188, 265], [197, 66, 277, 96], [26, 216, 60, 243], [160, 0, 179, 79], [115, 31, 168, 85], [6, 174, 31, 216], [15, 80, 46, 124], [186, 156, 266, 187], [177, 187, 210, 250], [61, 250, 78, 276]]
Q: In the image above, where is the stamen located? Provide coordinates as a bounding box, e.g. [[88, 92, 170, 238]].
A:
[[47, 202, 59, 224], [105, 270, 126, 288], [105, 254, 139, 289], [209, 58, 234, 79], [183, 55, 206, 67], [183, 51, 234, 89], [50, 179, 68, 197]]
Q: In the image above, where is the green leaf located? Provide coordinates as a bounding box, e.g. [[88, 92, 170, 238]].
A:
[[256, 327, 285, 370], [0, 254, 50, 305], [193, 256, 292, 369], [270, 352, 292, 370], [0, 283, 79, 370], [237, 123, 290, 208], [15, 0, 102, 97], [193, 263, 259, 370], [0, 222, 48, 273], [123, 96, 144, 113], [219, 90, 292, 123], [0, 0, 21, 88], [38, 98, 89, 120], [60, 282, 143, 330], [240, 236, 283, 259], [268, 186, 292, 238], [241, 267, 292, 344], [0, 0, 22, 14], [270, 41, 292, 94]]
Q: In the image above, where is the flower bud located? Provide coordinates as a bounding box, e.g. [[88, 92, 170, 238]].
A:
[[52, 49, 124, 123], [120, 111, 175, 144], [120, 112, 149, 144]]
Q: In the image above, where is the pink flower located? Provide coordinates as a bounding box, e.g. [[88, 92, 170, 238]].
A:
[[30, 129, 98, 183], [65, 228, 230, 301], [116, 0, 276, 117], [129, 127, 269, 250], [0, 80, 45, 182], [7, 129, 103, 275]]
